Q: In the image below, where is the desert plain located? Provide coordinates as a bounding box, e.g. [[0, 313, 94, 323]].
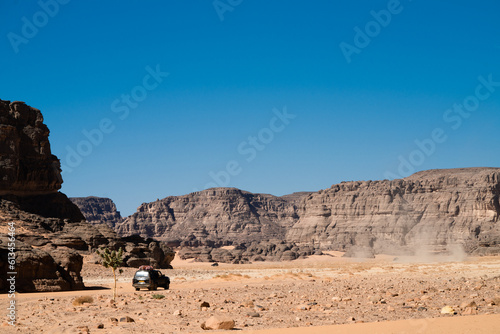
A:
[[2, 252, 499, 334]]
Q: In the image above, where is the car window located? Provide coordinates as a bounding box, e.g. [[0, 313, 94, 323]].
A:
[[134, 271, 150, 278]]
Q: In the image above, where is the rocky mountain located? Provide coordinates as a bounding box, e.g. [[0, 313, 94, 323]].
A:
[[116, 168, 500, 257], [71, 196, 122, 228], [116, 188, 309, 247]]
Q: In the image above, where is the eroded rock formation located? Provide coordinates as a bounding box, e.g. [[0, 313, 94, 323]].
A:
[[0, 100, 175, 293], [0, 100, 62, 196], [117, 168, 500, 257], [286, 168, 500, 255], [116, 188, 308, 247], [71, 196, 123, 228]]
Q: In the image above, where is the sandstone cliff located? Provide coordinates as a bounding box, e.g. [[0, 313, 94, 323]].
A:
[[0, 100, 175, 293], [116, 188, 308, 246], [71, 196, 123, 228], [0, 100, 62, 196], [116, 168, 500, 257], [286, 168, 500, 255]]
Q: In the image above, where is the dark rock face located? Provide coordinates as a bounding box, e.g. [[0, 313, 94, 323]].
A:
[[0, 100, 62, 196], [70, 197, 122, 228], [0, 236, 84, 293], [116, 188, 307, 246]]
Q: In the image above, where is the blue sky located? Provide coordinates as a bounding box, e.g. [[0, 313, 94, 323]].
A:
[[1, 0, 499, 216]]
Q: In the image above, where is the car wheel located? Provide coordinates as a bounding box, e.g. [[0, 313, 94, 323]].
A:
[[164, 284, 169, 290], [135, 288, 140, 291]]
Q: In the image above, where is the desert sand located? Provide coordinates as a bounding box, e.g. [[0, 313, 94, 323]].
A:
[[1, 253, 499, 334]]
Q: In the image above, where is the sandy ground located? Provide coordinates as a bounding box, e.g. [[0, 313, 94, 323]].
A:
[[1, 253, 499, 333]]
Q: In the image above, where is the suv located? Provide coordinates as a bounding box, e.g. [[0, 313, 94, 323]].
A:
[[132, 267, 170, 291]]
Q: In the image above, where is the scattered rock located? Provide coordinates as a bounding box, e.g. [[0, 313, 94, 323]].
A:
[[247, 312, 260, 318], [441, 306, 457, 315], [201, 316, 235, 330]]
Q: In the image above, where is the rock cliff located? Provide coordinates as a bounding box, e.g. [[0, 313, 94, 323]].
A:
[[286, 168, 500, 255], [0, 100, 175, 293], [71, 196, 123, 228], [117, 168, 500, 257], [0, 100, 62, 196], [116, 188, 308, 247]]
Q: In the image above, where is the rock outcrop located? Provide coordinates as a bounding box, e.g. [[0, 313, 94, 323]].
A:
[[0, 100, 175, 293], [71, 196, 123, 228], [286, 168, 500, 255], [116, 188, 308, 247], [178, 241, 321, 263], [0, 100, 62, 196], [117, 168, 500, 257]]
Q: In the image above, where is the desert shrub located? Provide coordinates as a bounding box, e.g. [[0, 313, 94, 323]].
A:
[[152, 294, 165, 300], [72, 296, 94, 306]]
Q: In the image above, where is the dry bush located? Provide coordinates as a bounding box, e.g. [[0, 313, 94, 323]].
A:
[[72, 296, 94, 306]]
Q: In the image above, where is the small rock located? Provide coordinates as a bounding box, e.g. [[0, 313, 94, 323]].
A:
[[96, 323, 104, 329], [295, 304, 311, 311], [462, 307, 478, 315], [441, 306, 457, 315], [460, 301, 477, 309], [244, 300, 255, 308], [119, 316, 135, 323], [76, 326, 89, 334], [201, 316, 235, 330], [247, 312, 260, 318], [173, 310, 182, 316]]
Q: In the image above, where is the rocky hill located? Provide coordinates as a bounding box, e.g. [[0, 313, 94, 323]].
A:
[[71, 196, 122, 228], [116, 188, 309, 247], [115, 168, 500, 257]]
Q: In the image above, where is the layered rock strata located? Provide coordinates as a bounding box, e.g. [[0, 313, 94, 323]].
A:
[[116, 188, 308, 246], [117, 168, 500, 257], [286, 168, 500, 255], [71, 196, 123, 228], [0, 100, 62, 196]]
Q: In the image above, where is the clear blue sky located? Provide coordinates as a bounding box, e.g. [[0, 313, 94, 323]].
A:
[[1, 1, 499, 216]]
